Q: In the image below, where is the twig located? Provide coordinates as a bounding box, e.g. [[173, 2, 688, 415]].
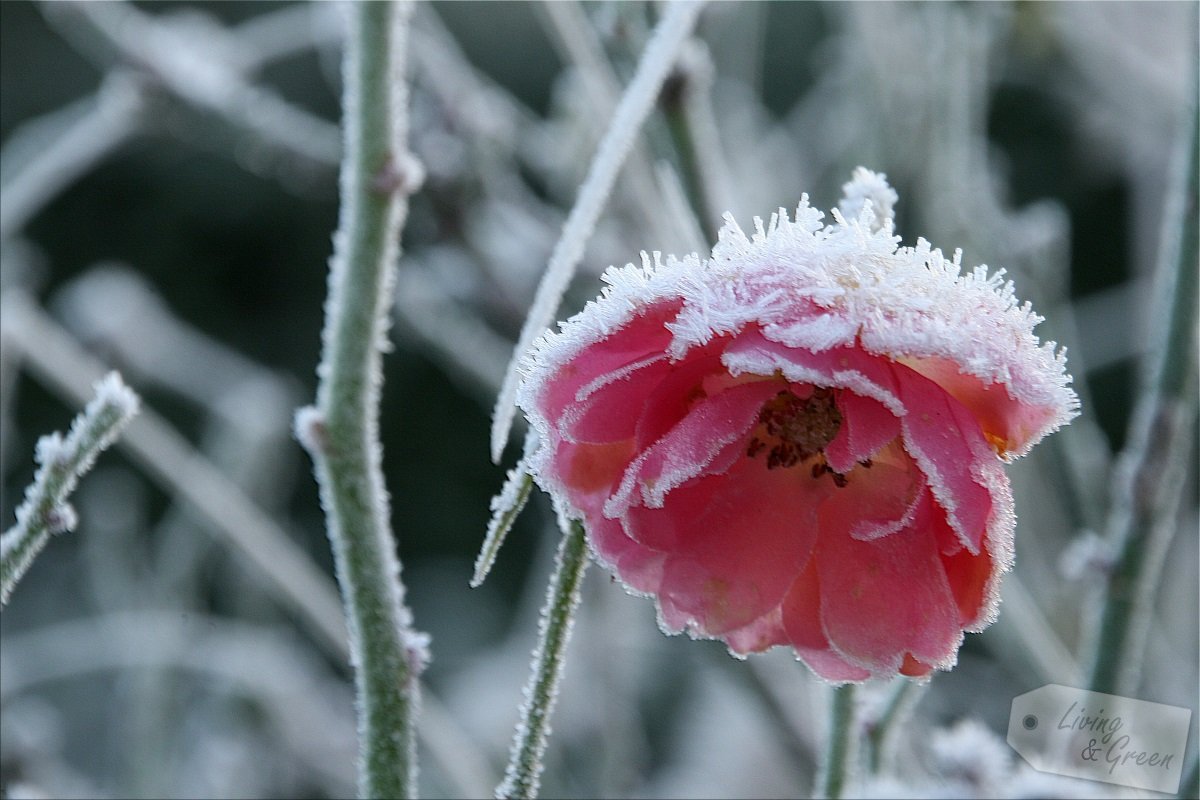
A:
[[1088, 106, 1198, 696], [1, 372, 139, 607], [294, 3, 425, 796], [42, 0, 340, 168], [0, 291, 348, 655], [489, 1, 706, 463], [0, 73, 144, 241]]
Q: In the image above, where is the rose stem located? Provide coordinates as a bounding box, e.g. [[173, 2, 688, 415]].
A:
[[295, 2, 425, 797], [497, 520, 590, 800], [818, 683, 858, 799]]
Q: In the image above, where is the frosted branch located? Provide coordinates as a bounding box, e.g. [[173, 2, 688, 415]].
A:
[[1, 372, 140, 607], [490, 1, 706, 463], [0, 290, 348, 655], [496, 520, 590, 800], [0, 73, 144, 241], [43, 0, 340, 168], [1088, 106, 1198, 696], [296, 2, 425, 797]]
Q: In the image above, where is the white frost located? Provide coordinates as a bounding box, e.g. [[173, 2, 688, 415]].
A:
[[517, 170, 1079, 484]]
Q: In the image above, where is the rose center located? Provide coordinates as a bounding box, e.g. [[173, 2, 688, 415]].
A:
[[747, 387, 842, 472]]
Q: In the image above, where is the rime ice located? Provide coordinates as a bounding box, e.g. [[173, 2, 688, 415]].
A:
[[516, 169, 1078, 682]]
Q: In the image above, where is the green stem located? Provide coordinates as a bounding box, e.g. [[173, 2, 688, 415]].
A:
[[299, 3, 424, 797], [819, 684, 858, 799], [497, 520, 590, 800], [1087, 105, 1198, 695]]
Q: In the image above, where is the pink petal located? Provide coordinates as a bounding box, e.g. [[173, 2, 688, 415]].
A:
[[892, 364, 993, 554], [607, 379, 784, 515], [637, 453, 828, 635], [722, 329, 904, 415], [724, 607, 789, 655], [562, 354, 671, 443], [556, 439, 637, 502], [899, 355, 1060, 458], [815, 490, 962, 672], [633, 347, 727, 450], [824, 390, 902, 474], [940, 541, 995, 630], [538, 300, 682, 424], [781, 561, 872, 682], [816, 441, 923, 541]]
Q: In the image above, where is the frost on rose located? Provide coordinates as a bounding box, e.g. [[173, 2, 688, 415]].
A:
[[515, 169, 1078, 682]]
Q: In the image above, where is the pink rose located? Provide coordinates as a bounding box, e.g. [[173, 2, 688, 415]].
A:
[[517, 170, 1078, 681]]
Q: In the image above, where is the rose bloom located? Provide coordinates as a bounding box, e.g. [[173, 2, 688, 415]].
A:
[[516, 169, 1078, 681]]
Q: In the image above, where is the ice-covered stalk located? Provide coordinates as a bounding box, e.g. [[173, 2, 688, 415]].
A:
[[1088, 109, 1197, 696], [865, 679, 923, 774], [1, 372, 140, 607], [497, 520, 590, 800], [294, 2, 426, 797]]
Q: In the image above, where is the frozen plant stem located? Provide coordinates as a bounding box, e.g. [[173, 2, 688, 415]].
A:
[[296, 2, 425, 798], [1, 372, 139, 607], [818, 684, 857, 800], [865, 679, 923, 774], [1088, 109, 1198, 697], [497, 520, 590, 800]]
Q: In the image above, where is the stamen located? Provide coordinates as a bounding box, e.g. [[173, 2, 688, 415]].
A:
[[746, 387, 843, 474]]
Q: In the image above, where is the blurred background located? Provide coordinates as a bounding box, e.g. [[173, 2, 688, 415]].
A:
[[1, 2, 1196, 798]]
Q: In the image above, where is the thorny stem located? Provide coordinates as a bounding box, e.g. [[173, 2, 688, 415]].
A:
[[1087, 106, 1198, 696], [497, 520, 590, 800], [1, 373, 139, 607], [298, 2, 424, 797], [819, 683, 857, 799]]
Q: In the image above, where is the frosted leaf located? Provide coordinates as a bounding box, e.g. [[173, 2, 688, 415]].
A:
[[472, 433, 537, 588]]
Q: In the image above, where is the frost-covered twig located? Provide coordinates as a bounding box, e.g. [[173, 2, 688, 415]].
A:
[[497, 519, 590, 800], [1, 372, 139, 607], [42, 0, 340, 168], [534, 0, 673, 244], [1, 290, 348, 655], [1088, 108, 1198, 696], [658, 41, 731, 238], [0, 73, 144, 241], [490, 1, 706, 462], [864, 679, 924, 774], [294, 3, 425, 797]]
